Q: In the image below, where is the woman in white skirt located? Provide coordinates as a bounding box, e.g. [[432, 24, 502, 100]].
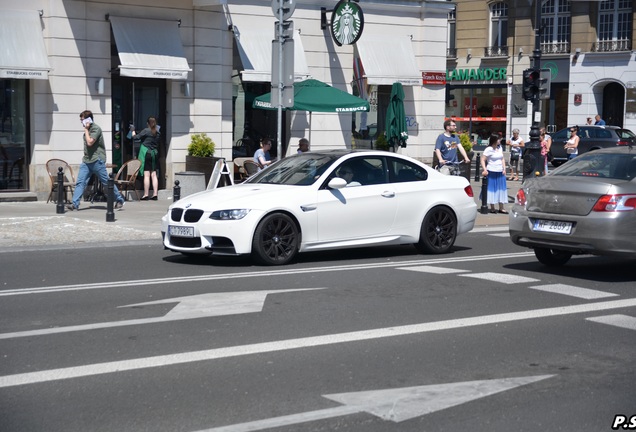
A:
[[481, 133, 508, 214]]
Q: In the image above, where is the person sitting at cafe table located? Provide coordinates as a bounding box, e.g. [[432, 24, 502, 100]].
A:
[[254, 138, 272, 171]]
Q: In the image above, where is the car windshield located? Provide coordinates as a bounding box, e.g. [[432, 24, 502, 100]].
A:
[[245, 153, 340, 185], [551, 151, 636, 180]]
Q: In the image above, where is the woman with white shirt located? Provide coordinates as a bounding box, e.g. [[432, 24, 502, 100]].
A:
[[481, 133, 508, 214], [564, 126, 580, 160]]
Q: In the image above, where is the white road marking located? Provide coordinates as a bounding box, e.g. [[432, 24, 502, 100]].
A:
[[397, 266, 468, 274], [0, 252, 534, 297], [529, 284, 619, 300], [489, 233, 510, 237], [1, 298, 635, 389], [197, 375, 554, 431], [0, 289, 323, 340], [460, 272, 540, 284], [586, 314, 636, 331], [470, 227, 509, 233]]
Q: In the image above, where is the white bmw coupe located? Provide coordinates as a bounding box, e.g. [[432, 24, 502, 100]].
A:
[[162, 150, 477, 265]]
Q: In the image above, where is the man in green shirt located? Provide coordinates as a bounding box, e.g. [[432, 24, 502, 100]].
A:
[[67, 110, 125, 210]]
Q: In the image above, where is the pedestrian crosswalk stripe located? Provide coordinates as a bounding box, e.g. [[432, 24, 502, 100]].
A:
[[529, 284, 618, 300], [586, 314, 636, 331], [397, 266, 468, 274], [460, 272, 540, 284]]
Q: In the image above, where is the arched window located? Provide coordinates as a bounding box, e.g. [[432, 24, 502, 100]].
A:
[[540, 0, 571, 54], [488, 2, 508, 56], [596, 0, 633, 52]]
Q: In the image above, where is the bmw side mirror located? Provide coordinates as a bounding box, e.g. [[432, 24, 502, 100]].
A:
[[328, 177, 348, 189]]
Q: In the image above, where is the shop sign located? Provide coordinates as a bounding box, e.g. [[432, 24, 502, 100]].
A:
[[330, 1, 364, 47], [422, 71, 446, 85], [0, 69, 48, 79], [447, 68, 507, 82], [492, 96, 506, 117]]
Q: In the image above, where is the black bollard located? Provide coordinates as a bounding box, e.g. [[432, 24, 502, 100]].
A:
[[480, 174, 489, 214], [474, 153, 481, 182], [56, 167, 65, 214], [106, 173, 115, 222], [173, 180, 181, 202]]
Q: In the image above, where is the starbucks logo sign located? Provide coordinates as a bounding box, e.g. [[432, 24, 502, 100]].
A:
[[330, 1, 364, 47]]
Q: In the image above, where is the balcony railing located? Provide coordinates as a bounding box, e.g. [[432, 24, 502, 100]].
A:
[[446, 47, 457, 58], [541, 41, 570, 54], [592, 39, 632, 52], [484, 46, 508, 57]]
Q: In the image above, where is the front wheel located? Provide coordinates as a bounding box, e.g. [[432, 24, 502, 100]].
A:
[[252, 213, 299, 265], [534, 247, 572, 266], [415, 206, 457, 254]]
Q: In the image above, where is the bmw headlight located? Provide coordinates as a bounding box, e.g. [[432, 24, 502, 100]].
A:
[[210, 209, 251, 220]]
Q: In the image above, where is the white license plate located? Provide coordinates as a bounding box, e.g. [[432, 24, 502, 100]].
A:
[[169, 225, 194, 237], [533, 219, 572, 234]]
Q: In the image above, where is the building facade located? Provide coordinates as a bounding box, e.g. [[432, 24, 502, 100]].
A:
[[446, 0, 635, 146], [0, 0, 452, 199]]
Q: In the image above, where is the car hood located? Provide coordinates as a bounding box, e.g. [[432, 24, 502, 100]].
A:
[[172, 183, 308, 211], [522, 176, 625, 216]]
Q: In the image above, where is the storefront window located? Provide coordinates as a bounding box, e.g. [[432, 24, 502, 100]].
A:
[[445, 85, 507, 147], [0, 79, 28, 190]]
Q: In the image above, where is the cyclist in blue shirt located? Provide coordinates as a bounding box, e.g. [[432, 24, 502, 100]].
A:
[[434, 120, 471, 168]]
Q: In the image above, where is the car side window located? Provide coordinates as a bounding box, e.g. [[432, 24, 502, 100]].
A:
[[388, 158, 428, 183], [597, 129, 612, 139], [552, 129, 568, 140]]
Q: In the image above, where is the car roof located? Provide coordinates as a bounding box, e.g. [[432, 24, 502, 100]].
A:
[[591, 145, 636, 154], [570, 125, 621, 130]]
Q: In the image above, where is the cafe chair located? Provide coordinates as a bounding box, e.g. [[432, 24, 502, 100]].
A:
[[113, 159, 142, 201], [46, 158, 75, 203], [242, 160, 260, 177]]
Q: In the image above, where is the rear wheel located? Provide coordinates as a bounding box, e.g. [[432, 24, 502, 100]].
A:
[[252, 213, 299, 265], [534, 247, 572, 266], [415, 206, 457, 254]]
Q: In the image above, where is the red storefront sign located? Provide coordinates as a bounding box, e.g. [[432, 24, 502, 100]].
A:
[[463, 97, 478, 117], [492, 96, 506, 117], [422, 71, 446, 85]]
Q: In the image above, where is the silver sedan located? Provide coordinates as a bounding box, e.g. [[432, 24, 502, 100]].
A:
[[509, 146, 636, 266]]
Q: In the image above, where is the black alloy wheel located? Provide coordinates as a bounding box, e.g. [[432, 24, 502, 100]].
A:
[[416, 206, 457, 254], [252, 213, 299, 265]]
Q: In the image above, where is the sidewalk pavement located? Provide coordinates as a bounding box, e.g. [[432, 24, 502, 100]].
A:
[[0, 178, 517, 252]]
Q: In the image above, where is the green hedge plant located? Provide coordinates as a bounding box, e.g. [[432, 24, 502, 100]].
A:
[[188, 133, 215, 157]]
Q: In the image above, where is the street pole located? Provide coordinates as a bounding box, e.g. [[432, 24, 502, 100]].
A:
[[277, 5, 284, 161], [524, 0, 543, 181]]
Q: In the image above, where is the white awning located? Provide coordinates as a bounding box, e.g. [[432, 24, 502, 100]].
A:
[[230, 13, 310, 82], [0, 10, 51, 80], [355, 35, 421, 86], [109, 16, 191, 80]]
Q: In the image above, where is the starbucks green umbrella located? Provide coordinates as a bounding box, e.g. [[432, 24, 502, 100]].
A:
[[385, 82, 408, 148], [253, 79, 369, 113]]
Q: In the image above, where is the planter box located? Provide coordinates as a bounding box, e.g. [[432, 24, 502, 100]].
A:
[[185, 155, 222, 186]]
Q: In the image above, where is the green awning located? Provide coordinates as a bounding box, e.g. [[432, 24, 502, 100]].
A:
[[253, 79, 369, 113]]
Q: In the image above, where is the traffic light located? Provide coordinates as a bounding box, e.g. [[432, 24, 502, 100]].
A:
[[522, 68, 540, 101]]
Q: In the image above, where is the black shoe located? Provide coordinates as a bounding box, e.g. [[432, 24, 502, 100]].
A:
[[141, 196, 149, 201], [151, 196, 158, 201]]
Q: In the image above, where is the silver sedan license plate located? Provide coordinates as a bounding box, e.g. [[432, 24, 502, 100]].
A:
[[169, 225, 194, 237], [533, 219, 572, 234]]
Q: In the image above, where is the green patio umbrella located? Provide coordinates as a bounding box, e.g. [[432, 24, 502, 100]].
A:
[[385, 82, 408, 148], [253, 79, 369, 113]]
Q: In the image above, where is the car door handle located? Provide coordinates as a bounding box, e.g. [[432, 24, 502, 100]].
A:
[[381, 191, 395, 198]]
